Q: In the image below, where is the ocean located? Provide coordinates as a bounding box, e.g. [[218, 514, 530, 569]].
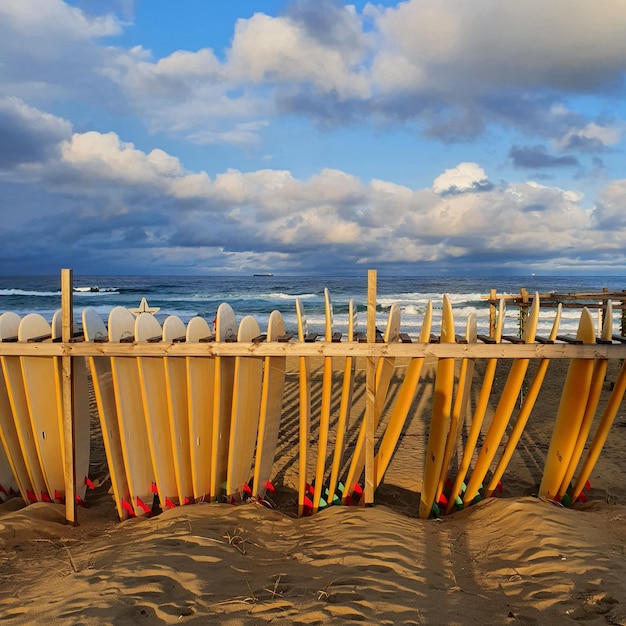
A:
[[0, 275, 623, 339]]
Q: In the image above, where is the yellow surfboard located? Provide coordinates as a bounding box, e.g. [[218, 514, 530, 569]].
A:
[[135, 312, 179, 509], [108, 306, 155, 516], [557, 303, 612, 502], [435, 312, 477, 506], [226, 315, 263, 501], [419, 295, 456, 519], [570, 357, 626, 504], [162, 315, 194, 505], [0, 312, 36, 502], [539, 308, 596, 500], [312, 288, 334, 512], [484, 304, 562, 499], [0, 312, 47, 503], [210, 303, 237, 501], [463, 293, 540, 507], [446, 299, 505, 513], [342, 302, 401, 503], [374, 300, 432, 490], [186, 316, 215, 502], [327, 299, 357, 502], [295, 298, 311, 516], [0, 446, 18, 502], [18, 314, 65, 502], [51, 310, 91, 503], [82, 307, 130, 519], [252, 310, 287, 500]]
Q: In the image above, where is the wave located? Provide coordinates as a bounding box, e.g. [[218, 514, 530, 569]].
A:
[[0, 289, 61, 297]]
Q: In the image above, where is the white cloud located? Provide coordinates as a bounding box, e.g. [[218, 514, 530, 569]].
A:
[[60, 131, 184, 186], [228, 9, 371, 99], [432, 163, 490, 195]]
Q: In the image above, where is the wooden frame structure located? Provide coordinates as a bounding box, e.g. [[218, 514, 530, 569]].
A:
[[2, 269, 626, 523]]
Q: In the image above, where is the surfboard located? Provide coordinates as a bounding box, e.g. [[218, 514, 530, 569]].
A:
[[374, 300, 433, 490], [342, 302, 401, 504], [162, 315, 193, 505], [462, 293, 540, 507], [186, 316, 215, 502], [108, 306, 155, 516], [419, 295, 456, 519], [0, 313, 34, 502], [435, 312, 477, 506], [0, 446, 18, 501], [135, 312, 179, 509], [0, 312, 47, 503], [18, 313, 65, 502], [484, 303, 562, 499], [445, 299, 505, 514], [51, 310, 91, 503], [539, 307, 596, 500], [295, 297, 311, 516], [252, 310, 286, 500], [311, 288, 334, 512], [81, 307, 130, 519], [557, 302, 613, 504], [226, 315, 263, 501], [570, 356, 626, 504], [210, 303, 237, 501], [327, 299, 358, 503]]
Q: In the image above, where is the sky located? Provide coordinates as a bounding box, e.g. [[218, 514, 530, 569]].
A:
[[1, 0, 625, 276]]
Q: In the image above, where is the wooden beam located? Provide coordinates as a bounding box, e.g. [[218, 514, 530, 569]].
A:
[[364, 269, 377, 506], [61, 269, 77, 525], [3, 339, 626, 359]]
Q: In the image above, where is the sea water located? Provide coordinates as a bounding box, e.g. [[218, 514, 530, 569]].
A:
[[0, 275, 623, 340]]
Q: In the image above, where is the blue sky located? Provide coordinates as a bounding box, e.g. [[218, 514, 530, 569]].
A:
[[1, 0, 625, 276]]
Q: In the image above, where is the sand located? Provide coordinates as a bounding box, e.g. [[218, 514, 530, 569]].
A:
[[1, 356, 626, 625]]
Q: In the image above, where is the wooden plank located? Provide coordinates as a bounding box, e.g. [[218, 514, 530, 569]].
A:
[[3, 339, 626, 359], [61, 269, 77, 525], [365, 269, 377, 506]]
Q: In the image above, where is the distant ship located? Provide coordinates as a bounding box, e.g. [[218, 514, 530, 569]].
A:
[[253, 273, 273, 277]]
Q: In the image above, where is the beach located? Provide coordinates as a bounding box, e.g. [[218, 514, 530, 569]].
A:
[[1, 356, 626, 624]]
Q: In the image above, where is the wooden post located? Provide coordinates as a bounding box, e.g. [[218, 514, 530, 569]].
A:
[[61, 269, 77, 524], [364, 269, 377, 506], [488, 288, 496, 337], [600, 287, 608, 334], [519, 288, 529, 338]]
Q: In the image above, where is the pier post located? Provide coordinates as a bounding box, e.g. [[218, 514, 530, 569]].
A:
[[61, 269, 77, 525]]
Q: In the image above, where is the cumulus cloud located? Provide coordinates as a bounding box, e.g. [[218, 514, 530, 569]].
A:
[[432, 163, 493, 195], [1, 110, 619, 273]]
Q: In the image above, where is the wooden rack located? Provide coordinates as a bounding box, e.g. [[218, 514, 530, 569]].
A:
[[2, 270, 626, 524]]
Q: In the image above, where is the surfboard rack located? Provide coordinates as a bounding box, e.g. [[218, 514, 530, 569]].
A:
[[399, 332, 412, 343], [477, 334, 496, 344], [502, 335, 525, 344], [199, 335, 215, 343], [252, 334, 267, 343], [27, 333, 52, 343], [332, 332, 342, 343], [557, 334, 583, 344], [304, 332, 318, 343], [535, 335, 555, 344], [277, 334, 293, 342]]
